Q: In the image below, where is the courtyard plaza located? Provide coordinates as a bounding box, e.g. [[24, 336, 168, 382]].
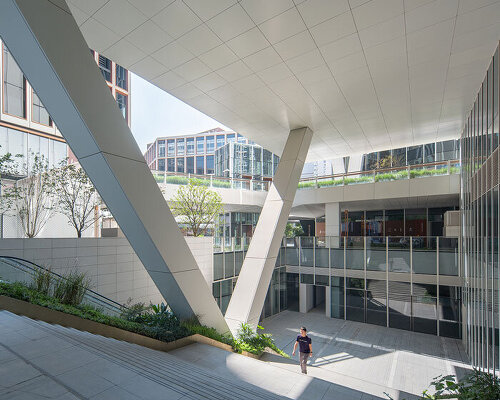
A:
[[0, 309, 469, 400]]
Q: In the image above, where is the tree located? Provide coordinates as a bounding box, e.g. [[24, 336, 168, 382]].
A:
[[170, 179, 224, 236], [284, 222, 304, 238], [2, 154, 55, 238], [52, 161, 99, 238]]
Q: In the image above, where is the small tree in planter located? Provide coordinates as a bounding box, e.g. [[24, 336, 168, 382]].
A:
[[1, 154, 55, 238], [51, 161, 100, 238], [170, 179, 223, 236]]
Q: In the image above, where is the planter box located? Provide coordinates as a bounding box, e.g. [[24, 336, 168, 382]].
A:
[[0, 295, 263, 359]]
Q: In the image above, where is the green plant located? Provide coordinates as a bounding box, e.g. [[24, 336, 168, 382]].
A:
[[52, 270, 91, 306], [285, 222, 304, 238], [31, 266, 53, 296], [235, 323, 289, 357], [170, 179, 224, 236], [120, 299, 150, 321], [384, 369, 500, 400]]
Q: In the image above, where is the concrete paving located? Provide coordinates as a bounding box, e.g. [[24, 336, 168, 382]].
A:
[[259, 310, 471, 398], [0, 309, 471, 399]]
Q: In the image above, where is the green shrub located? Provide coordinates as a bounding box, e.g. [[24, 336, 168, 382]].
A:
[[212, 179, 231, 188], [31, 266, 53, 296], [52, 271, 91, 306], [385, 369, 500, 400], [165, 176, 189, 185], [235, 323, 289, 357], [120, 299, 150, 321]]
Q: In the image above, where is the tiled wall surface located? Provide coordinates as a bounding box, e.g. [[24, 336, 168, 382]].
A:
[[0, 237, 210, 306]]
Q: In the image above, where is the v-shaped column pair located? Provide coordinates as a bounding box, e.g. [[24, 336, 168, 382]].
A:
[[0, 0, 228, 332], [225, 127, 313, 334]]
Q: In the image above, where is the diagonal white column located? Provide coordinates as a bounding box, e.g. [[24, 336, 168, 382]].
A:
[[225, 127, 312, 334], [0, 0, 228, 332]]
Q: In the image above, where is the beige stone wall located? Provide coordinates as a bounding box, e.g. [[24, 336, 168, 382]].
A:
[[0, 237, 214, 307]]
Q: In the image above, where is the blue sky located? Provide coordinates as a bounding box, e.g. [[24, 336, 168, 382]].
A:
[[130, 73, 228, 153]]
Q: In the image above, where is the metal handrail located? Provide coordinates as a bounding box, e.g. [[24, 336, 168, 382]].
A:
[[299, 159, 460, 183], [0, 256, 125, 315], [150, 159, 460, 191]]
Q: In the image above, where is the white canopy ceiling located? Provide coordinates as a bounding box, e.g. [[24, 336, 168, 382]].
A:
[[67, 0, 500, 161]]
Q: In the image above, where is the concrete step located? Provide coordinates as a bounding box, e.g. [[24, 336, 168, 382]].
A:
[[0, 310, 288, 400]]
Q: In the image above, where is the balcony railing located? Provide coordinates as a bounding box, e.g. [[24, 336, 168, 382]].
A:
[[213, 235, 460, 281], [151, 159, 460, 192], [298, 160, 460, 190]]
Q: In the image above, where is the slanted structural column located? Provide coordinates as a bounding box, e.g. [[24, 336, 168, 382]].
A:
[[225, 127, 313, 333], [0, 0, 228, 332]]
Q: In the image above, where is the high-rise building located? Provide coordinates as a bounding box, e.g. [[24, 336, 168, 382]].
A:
[[0, 39, 131, 170]]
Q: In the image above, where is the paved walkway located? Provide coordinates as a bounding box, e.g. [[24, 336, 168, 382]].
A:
[[0, 310, 287, 400], [259, 310, 471, 398], [0, 310, 471, 399]]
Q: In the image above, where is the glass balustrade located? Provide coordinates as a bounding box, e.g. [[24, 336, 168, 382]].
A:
[[149, 159, 460, 192], [212, 235, 461, 337]]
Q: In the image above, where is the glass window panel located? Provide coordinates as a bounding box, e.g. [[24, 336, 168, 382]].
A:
[[98, 54, 112, 82], [226, 133, 235, 142], [287, 273, 299, 312], [387, 237, 410, 273], [167, 139, 175, 156], [196, 137, 204, 154], [216, 134, 225, 149], [300, 274, 314, 284], [157, 159, 165, 171], [424, 143, 435, 163], [186, 156, 194, 174], [224, 252, 234, 278], [280, 268, 287, 311], [196, 156, 204, 175], [115, 64, 128, 90], [365, 210, 384, 236], [392, 147, 406, 166], [166, 158, 175, 172], [412, 284, 437, 335], [115, 93, 128, 120], [206, 136, 215, 153], [214, 253, 223, 280], [331, 277, 344, 318], [330, 237, 344, 269], [32, 92, 51, 125], [366, 279, 387, 326], [363, 152, 378, 170], [346, 236, 364, 270], [413, 237, 437, 274], [439, 237, 459, 276], [206, 155, 214, 174], [389, 281, 412, 331], [3, 46, 26, 118], [177, 138, 185, 156], [186, 138, 194, 155], [158, 140, 165, 157], [407, 145, 423, 165], [405, 208, 426, 236], [220, 279, 232, 315], [367, 237, 386, 271], [176, 157, 184, 173], [315, 274, 329, 286], [346, 289, 365, 322], [315, 247, 329, 268], [342, 211, 364, 236]]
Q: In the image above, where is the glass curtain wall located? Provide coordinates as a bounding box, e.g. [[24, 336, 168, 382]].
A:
[[461, 43, 499, 373]]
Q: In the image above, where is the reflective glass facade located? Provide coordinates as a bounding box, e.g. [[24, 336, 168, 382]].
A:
[[341, 207, 457, 237], [461, 43, 499, 373], [214, 142, 279, 182], [213, 236, 461, 337]]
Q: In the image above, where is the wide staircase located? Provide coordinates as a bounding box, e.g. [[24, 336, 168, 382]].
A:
[[0, 310, 289, 400]]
